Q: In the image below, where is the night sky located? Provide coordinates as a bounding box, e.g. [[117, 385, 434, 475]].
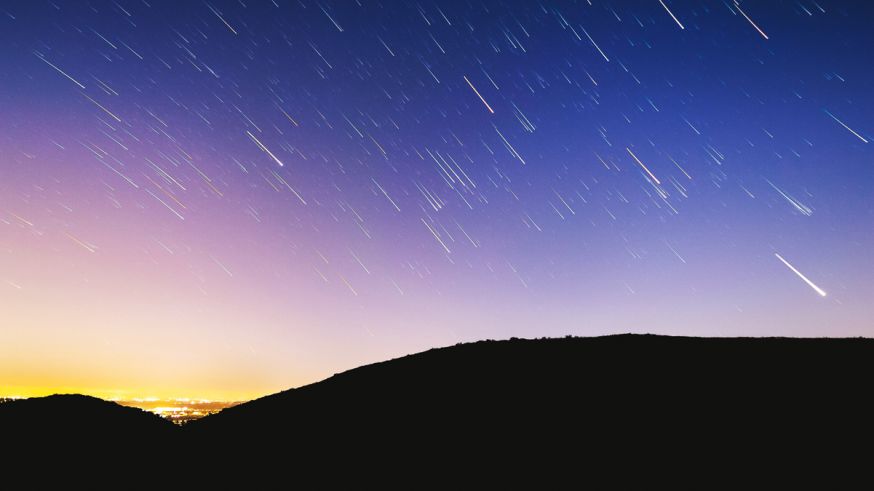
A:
[[2, 0, 872, 400]]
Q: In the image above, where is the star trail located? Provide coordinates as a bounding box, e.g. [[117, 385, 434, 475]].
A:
[[1, 0, 872, 401]]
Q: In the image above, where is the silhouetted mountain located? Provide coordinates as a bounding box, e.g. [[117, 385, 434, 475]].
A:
[[185, 334, 874, 476], [2, 393, 174, 435], [1, 393, 177, 467], [4, 335, 873, 481]]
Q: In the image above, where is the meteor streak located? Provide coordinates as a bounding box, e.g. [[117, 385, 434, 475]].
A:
[[734, 1, 769, 40], [34, 52, 86, 89], [246, 130, 285, 167], [464, 76, 495, 114], [775, 253, 827, 297], [626, 148, 662, 185], [658, 0, 685, 30], [824, 109, 868, 143]]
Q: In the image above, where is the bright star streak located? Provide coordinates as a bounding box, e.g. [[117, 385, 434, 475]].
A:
[[824, 109, 869, 143], [775, 253, 827, 297], [246, 130, 285, 167], [626, 148, 662, 185], [464, 75, 495, 114], [34, 52, 86, 89], [734, 1, 769, 40], [658, 0, 685, 30]]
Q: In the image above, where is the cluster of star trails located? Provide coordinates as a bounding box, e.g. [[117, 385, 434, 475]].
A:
[[3, 0, 869, 336]]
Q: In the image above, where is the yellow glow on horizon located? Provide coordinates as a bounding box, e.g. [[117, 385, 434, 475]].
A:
[[0, 383, 274, 403]]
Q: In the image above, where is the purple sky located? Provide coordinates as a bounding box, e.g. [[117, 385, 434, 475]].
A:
[[1, 0, 872, 400]]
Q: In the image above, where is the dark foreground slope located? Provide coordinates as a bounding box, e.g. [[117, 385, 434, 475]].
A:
[[1, 394, 175, 437], [1, 394, 177, 466], [187, 334, 874, 475], [3, 335, 873, 481]]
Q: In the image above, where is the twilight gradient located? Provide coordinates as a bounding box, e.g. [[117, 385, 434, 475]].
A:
[[1, 0, 872, 400]]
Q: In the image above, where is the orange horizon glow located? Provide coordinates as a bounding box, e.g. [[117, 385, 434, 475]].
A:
[[0, 375, 291, 402], [0, 385, 264, 403]]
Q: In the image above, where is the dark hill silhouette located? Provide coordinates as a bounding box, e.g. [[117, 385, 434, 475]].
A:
[[3, 335, 873, 482], [1, 393, 177, 467], [1, 394, 175, 437], [185, 334, 874, 477]]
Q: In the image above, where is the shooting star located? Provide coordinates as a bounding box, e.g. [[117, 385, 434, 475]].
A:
[[775, 253, 827, 297], [464, 75, 495, 114], [34, 52, 86, 89], [206, 2, 238, 34], [659, 0, 685, 29], [580, 27, 610, 62], [626, 148, 662, 185], [824, 109, 868, 143], [64, 232, 97, 253], [734, 1, 769, 39], [246, 130, 285, 167]]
